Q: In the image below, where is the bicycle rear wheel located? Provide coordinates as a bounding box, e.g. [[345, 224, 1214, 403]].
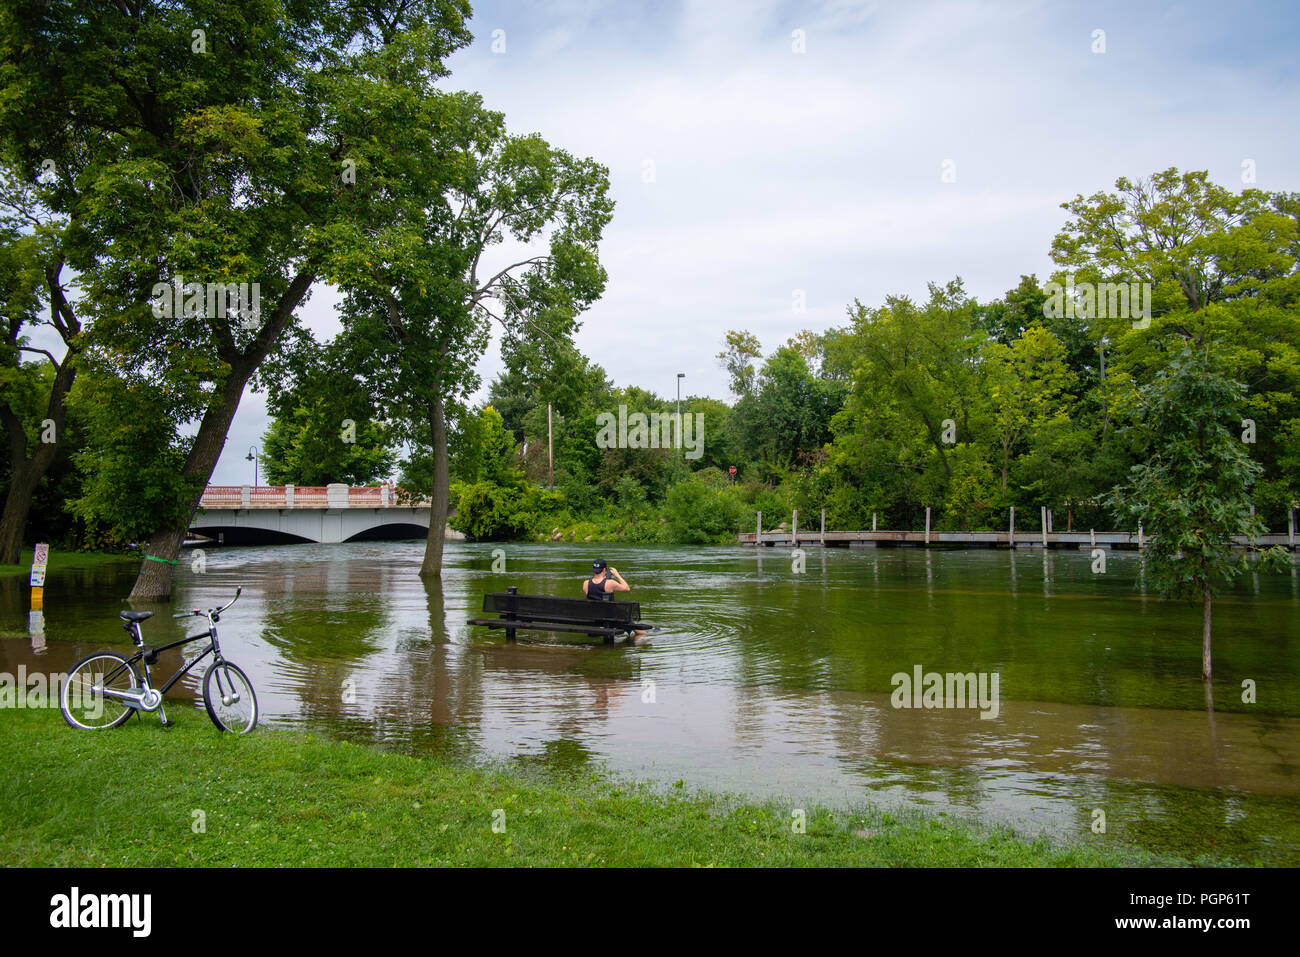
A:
[[202, 660, 258, 733], [61, 652, 140, 730]]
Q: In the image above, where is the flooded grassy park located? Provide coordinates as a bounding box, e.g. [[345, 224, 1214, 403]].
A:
[[2, 542, 1297, 864]]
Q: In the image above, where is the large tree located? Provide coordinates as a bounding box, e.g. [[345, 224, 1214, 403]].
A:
[[824, 279, 988, 522], [332, 93, 612, 577], [1052, 169, 1300, 524], [0, 0, 473, 597], [0, 175, 81, 564], [984, 324, 1075, 492]]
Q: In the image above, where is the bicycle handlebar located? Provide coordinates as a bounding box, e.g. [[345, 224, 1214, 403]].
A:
[[171, 586, 242, 618], [216, 586, 242, 614]]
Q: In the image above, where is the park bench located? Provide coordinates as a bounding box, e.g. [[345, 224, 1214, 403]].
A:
[[468, 587, 653, 643]]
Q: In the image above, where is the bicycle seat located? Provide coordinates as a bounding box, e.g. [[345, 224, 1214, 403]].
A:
[[119, 611, 155, 622]]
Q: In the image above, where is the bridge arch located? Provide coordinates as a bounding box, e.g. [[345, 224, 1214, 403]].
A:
[[189, 485, 443, 545]]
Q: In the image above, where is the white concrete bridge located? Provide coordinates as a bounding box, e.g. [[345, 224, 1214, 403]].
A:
[[189, 484, 455, 545]]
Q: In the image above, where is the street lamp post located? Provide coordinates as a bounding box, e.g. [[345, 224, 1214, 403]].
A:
[[246, 446, 259, 488], [676, 372, 685, 456]]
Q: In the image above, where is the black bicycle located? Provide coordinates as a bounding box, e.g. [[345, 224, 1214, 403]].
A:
[[60, 587, 258, 733]]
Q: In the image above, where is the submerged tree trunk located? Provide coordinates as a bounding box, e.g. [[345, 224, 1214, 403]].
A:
[[1201, 582, 1213, 680], [130, 369, 252, 600], [420, 395, 450, 578]]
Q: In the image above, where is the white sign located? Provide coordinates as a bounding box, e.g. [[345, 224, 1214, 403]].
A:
[[33, 543, 49, 566], [30, 566, 46, 587]]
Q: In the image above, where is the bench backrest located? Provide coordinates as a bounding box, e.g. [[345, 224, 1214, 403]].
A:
[[483, 592, 640, 624]]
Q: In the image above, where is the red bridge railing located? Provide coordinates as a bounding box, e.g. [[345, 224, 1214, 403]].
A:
[[198, 485, 427, 509]]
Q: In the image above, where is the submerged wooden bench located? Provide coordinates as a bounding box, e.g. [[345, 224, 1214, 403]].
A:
[[468, 587, 654, 643]]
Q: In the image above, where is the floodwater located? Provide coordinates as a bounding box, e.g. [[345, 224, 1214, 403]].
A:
[[2, 542, 1298, 863]]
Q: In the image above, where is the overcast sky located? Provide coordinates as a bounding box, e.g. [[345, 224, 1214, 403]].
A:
[[203, 0, 1300, 484]]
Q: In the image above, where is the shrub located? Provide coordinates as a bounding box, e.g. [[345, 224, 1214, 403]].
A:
[[665, 475, 745, 543], [450, 482, 565, 540]]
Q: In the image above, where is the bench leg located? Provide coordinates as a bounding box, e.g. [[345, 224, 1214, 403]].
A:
[[506, 627, 516, 642]]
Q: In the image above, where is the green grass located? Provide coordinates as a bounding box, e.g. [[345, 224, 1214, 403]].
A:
[[0, 706, 1200, 867], [0, 548, 135, 578]]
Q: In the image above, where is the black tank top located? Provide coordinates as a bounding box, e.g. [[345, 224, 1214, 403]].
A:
[[586, 577, 611, 601]]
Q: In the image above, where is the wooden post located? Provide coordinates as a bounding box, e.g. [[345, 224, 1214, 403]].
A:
[[504, 585, 518, 642], [1138, 523, 1144, 550], [1289, 507, 1295, 549], [1009, 506, 1015, 547], [925, 507, 931, 544], [820, 508, 825, 545], [1047, 508, 1053, 534], [872, 511, 877, 531], [1090, 528, 1096, 548], [1041, 506, 1047, 547], [792, 509, 798, 545], [757, 511, 762, 546]]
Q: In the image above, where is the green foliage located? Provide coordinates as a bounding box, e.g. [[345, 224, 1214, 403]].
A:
[[742, 346, 846, 476], [449, 481, 563, 541], [66, 374, 199, 544], [1111, 347, 1291, 600], [260, 340, 396, 486], [716, 329, 762, 398], [664, 474, 745, 544]]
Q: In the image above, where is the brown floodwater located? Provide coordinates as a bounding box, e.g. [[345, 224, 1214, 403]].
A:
[[2, 541, 1297, 863]]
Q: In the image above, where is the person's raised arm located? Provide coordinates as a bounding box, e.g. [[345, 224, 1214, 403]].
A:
[[609, 567, 631, 592]]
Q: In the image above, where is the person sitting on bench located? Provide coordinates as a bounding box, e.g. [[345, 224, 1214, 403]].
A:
[[584, 559, 630, 601]]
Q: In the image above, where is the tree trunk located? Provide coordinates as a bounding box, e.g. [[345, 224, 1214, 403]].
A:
[[0, 460, 43, 566], [129, 368, 252, 600], [1201, 582, 1213, 680], [419, 394, 450, 578], [128, 270, 314, 601], [0, 351, 76, 566]]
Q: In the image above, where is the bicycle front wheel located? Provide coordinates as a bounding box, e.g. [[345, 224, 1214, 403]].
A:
[[202, 660, 258, 733], [61, 651, 140, 730]]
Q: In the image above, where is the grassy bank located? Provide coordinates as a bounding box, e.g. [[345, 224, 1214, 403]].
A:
[[1, 706, 1194, 867], [0, 549, 135, 578]]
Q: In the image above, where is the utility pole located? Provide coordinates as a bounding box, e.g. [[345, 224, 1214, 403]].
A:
[[547, 403, 554, 489], [676, 372, 685, 457], [1099, 337, 1109, 435]]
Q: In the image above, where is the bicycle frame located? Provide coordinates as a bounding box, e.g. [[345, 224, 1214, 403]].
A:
[[99, 593, 239, 715]]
